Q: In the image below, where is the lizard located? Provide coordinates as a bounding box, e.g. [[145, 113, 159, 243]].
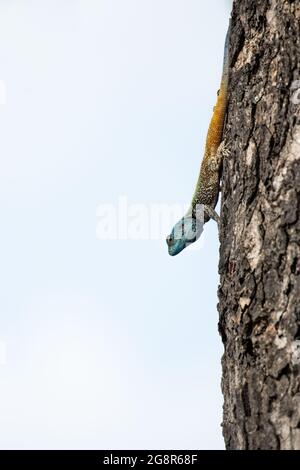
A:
[[166, 20, 231, 256]]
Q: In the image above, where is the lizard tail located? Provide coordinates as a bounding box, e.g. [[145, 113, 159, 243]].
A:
[[222, 19, 231, 84]]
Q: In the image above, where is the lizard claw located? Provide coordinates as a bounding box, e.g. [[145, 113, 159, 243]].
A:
[[218, 141, 231, 158]]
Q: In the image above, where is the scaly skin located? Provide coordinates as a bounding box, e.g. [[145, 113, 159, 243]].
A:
[[166, 22, 231, 256], [191, 25, 230, 221]]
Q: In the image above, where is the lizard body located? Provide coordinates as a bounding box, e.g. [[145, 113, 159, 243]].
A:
[[166, 22, 231, 256]]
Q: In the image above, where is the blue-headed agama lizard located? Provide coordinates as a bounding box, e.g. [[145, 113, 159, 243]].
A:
[[166, 21, 231, 256]]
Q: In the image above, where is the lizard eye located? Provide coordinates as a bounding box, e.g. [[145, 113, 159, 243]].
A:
[[166, 235, 174, 247]]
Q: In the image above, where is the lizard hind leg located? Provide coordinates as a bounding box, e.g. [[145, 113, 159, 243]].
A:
[[207, 140, 230, 174]]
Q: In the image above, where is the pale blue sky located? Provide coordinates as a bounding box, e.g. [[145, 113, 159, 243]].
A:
[[0, 0, 231, 449]]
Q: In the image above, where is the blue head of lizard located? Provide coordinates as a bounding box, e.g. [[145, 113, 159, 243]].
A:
[[166, 213, 204, 256]]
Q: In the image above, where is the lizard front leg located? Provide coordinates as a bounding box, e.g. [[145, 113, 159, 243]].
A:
[[204, 142, 230, 230], [203, 205, 221, 228]]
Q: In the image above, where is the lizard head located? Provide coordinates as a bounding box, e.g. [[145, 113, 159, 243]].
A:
[[166, 213, 203, 256]]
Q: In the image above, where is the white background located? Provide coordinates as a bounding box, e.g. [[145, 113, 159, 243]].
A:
[[0, 0, 231, 449]]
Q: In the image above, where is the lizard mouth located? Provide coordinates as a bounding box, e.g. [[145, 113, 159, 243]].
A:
[[167, 239, 186, 257]]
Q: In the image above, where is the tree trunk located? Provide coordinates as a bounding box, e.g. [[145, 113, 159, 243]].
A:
[[218, 0, 300, 450]]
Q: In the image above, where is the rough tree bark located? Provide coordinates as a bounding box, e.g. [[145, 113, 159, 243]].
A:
[[218, 0, 300, 450]]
